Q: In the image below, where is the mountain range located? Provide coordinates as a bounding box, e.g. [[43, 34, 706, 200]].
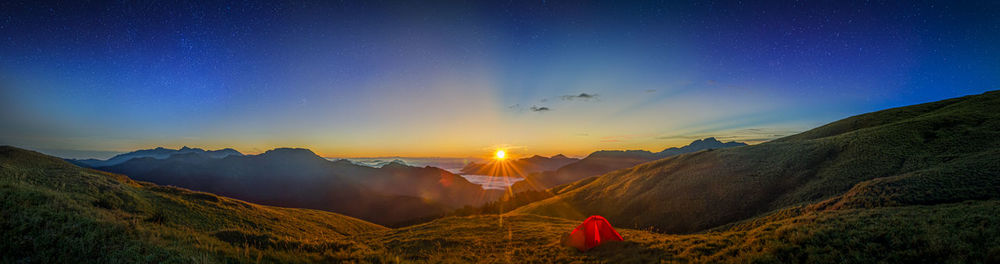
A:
[[64, 138, 742, 226], [514, 90, 1000, 233], [3, 91, 1000, 262], [511, 137, 747, 192], [67, 146, 243, 168], [459, 154, 579, 176], [86, 148, 502, 226], [345, 158, 409, 168]]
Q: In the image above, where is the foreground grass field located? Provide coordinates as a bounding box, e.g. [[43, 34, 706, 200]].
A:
[[363, 201, 1000, 263], [4, 145, 1000, 263]]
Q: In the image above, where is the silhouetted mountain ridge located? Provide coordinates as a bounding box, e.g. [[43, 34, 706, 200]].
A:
[[659, 137, 746, 156], [94, 147, 502, 226], [459, 154, 579, 176], [67, 146, 243, 167], [511, 137, 747, 191], [338, 158, 413, 169], [515, 90, 1000, 233]]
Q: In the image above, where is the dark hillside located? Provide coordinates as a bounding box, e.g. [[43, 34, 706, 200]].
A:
[[0, 146, 384, 263], [515, 91, 1000, 233], [97, 148, 500, 226], [511, 138, 746, 192]]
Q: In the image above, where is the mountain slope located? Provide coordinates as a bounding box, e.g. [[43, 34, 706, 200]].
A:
[[5, 136, 1000, 263], [514, 90, 1000, 233], [95, 148, 501, 226], [371, 201, 1000, 263], [511, 138, 747, 192], [0, 146, 384, 263]]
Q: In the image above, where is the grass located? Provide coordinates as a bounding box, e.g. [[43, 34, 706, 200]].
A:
[[4, 145, 1000, 263], [514, 90, 1000, 233], [1, 146, 384, 263], [3, 91, 1000, 263], [360, 201, 1000, 263]]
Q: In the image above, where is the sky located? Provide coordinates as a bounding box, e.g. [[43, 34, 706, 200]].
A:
[[1, 1, 998, 159]]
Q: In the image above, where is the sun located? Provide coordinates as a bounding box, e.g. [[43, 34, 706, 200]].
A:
[[495, 150, 506, 160]]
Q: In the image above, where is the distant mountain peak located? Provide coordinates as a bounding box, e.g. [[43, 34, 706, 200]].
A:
[[660, 137, 746, 155], [215, 148, 242, 155], [331, 159, 356, 166], [686, 137, 720, 147], [521, 155, 549, 162], [551, 154, 570, 159], [69, 146, 242, 168], [381, 160, 411, 169], [261, 148, 319, 157]]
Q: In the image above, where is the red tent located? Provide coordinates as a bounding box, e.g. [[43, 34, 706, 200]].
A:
[[561, 215, 624, 252]]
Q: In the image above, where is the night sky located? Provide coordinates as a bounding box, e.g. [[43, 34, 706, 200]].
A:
[[1, 1, 998, 158]]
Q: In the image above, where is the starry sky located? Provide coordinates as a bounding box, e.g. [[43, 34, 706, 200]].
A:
[[1, 1, 998, 158]]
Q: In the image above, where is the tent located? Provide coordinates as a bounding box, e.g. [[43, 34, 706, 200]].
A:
[[561, 215, 624, 251]]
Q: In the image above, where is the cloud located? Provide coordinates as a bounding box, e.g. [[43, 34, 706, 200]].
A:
[[561, 93, 598, 101], [530, 106, 551, 112], [508, 104, 552, 113], [508, 92, 597, 113]]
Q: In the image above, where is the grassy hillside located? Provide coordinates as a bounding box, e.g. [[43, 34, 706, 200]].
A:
[[511, 138, 746, 192], [4, 143, 1000, 263], [364, 201, 1000, 263], [4, 92, 1000, 263], [514, 90, 1000, 233], [1, 146, 385, 263]]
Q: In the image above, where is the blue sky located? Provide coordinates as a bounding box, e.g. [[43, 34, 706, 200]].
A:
[[1, 1, 998, 158]]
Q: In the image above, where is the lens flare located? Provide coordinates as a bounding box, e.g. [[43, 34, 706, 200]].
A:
[[495, 150, 506, 160]]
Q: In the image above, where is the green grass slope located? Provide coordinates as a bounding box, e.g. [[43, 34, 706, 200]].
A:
[[359, 200, 1000, 263], [514, 90, 1000, 233], [4, 143, 1000, 263], [5, 91, 1000, 263], [0, 146, 385, 263]]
